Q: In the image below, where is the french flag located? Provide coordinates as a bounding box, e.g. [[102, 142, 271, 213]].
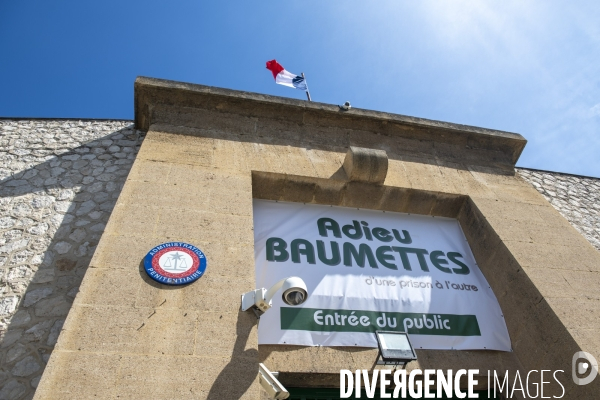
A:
[[266, 60, 307, 91]]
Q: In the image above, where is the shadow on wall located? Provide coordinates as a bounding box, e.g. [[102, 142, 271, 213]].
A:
[[206, 311, 258, 400], [0, 121, 143, 399]]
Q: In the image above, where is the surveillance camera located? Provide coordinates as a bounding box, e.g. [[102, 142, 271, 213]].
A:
[[241, 276, 309, 313], [281, 276, 307, 306], [340, 101, 351, 111]]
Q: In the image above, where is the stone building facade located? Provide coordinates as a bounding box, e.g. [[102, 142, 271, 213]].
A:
[[0, 78, 599, 399], [0, 120, 143, 399], [517, 168, 600, 251]]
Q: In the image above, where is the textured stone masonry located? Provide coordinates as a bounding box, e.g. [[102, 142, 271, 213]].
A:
[[0, 118, 598, 399], [0, 120, 143, 400], [518, 168, 600, 251]]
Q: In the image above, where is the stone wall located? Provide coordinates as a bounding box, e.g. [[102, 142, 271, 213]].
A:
[[518, 168, 600, 251], [0, 120, 143, 400], [0, 117, 599, 399]]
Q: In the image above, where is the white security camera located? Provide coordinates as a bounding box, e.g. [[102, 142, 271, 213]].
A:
[[280, 276, 308, 306], [241, 276, 308, 313], [259, 363, 289, 399], [340, 101, 351, 111]]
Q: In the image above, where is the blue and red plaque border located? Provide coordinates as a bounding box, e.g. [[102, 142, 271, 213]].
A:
[[143, 242, 207, 285]]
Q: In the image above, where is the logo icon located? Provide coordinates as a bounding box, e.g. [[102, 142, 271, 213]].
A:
[[144, 242, 207, 285], [572, 351, 598, 385]]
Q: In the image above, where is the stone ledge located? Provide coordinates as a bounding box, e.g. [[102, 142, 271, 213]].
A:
[[134, 76, 527, 167]]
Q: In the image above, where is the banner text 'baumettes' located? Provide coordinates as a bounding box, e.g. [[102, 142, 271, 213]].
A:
[[266, 217, 470, 275]]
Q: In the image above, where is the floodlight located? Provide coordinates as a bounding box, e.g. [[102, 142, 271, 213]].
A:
[[258, 363, 289, 399], [241, 276, 308, 314], [375, 331, 418, 367]]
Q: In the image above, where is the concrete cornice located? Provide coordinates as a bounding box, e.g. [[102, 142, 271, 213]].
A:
[[134, 76, 527, 166]]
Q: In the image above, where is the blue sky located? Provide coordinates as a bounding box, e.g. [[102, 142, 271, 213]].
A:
[[1, 1, 599, 176]]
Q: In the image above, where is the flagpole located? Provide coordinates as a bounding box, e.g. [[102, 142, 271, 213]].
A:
[[301, 73, 312, 102]]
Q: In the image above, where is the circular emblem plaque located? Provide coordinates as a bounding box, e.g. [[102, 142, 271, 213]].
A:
[[143, 242, 207, 285]]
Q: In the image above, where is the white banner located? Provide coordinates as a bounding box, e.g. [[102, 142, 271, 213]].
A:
[[253, 200, 511, 351]]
